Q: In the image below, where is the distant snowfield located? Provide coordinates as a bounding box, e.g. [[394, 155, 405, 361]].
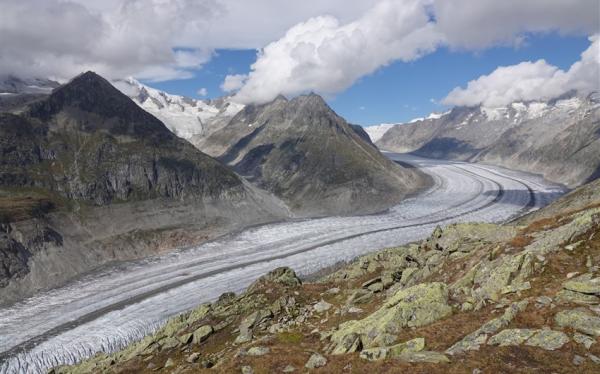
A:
[[0, 154, 566, 374], [114, 78, 244, 140], [364, 123, 395, 142]]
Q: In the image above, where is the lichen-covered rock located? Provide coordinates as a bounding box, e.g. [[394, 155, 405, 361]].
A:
[[248, 267, 302, 291], [314, 300, 333, 313], [555, 308, 600, 336], [471, 252, 534, 302], [563, 274, 600, 295], [359, 338, 425, 361], [525, 330, 570, 350], [331, 283, 452, 350], [305, 353, 327, 369], [397, 351, 449, 363], [555, 289, 600, 304], [331, 333, 362, 355], [188, 304, 211, 324], [487, 329, 536, 346], [192, 325, 213, 344], [573, 332, 596, 349], [247, 346, 270, 356], [446, 300, 528, 355], [359, 347, 389, 361]]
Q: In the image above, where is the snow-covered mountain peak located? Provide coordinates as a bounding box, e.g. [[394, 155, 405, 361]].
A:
[[114, 78, 244, 140]]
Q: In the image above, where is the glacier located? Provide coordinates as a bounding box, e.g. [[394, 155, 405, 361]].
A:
[[0, 154, 565, 374]]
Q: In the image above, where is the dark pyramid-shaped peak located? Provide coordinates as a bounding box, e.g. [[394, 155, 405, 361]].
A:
[[28, 71, 173, 139], [32, 71, 135, 117]]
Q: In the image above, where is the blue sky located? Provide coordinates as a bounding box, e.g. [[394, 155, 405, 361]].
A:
[[145, 33, 591, 126]]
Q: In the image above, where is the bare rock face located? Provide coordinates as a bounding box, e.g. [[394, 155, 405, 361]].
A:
[[377, 92, 600, 187], [196, 94, 428, 216]]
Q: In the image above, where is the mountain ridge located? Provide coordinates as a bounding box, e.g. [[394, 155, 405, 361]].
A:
[[377, 92, 600, 187]]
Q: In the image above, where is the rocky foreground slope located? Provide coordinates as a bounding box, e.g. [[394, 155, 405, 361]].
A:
[[0, 72, 288, 304], [377, 93, 600, 187], [195, 94, 428, 216], [58, 178, 600, 373]]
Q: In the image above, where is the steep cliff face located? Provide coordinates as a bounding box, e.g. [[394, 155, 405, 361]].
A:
[[198, 94, 429, 216], [377, 93, 600, 187], [0, 72, 289, 303]]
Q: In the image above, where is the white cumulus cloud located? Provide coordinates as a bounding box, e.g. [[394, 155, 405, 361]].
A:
[[229, 0, 442, 104], [443, 35, 600, 107], [197, 88, 208, 96]]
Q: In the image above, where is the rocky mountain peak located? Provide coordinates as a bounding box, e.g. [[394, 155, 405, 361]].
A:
[[27, 71, 173, 140], [290, 92, 329, 109]]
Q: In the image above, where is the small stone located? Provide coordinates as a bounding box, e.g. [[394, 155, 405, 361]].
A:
[[283, 364, 296, 372], [567, 272, 580, 279], [314, 300, 333, 313], [241, 365, 254, 374], [247, 346, 270, 356], [348, 307, 363, 314], [472, 369, 482, 374], [305, 353, 327, 369], [164, 358, 175, 368], [573, 333, 595, 349], [185, 352, 200, 363], [573, 355, 586, 366], [536, 296, 553, 306], [325, 288, 340, 295]]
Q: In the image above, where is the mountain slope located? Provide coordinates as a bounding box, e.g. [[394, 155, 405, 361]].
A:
[[198, 94, 429, 216], [0, 72, 288, 304], [377, 93, 600, 187]]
